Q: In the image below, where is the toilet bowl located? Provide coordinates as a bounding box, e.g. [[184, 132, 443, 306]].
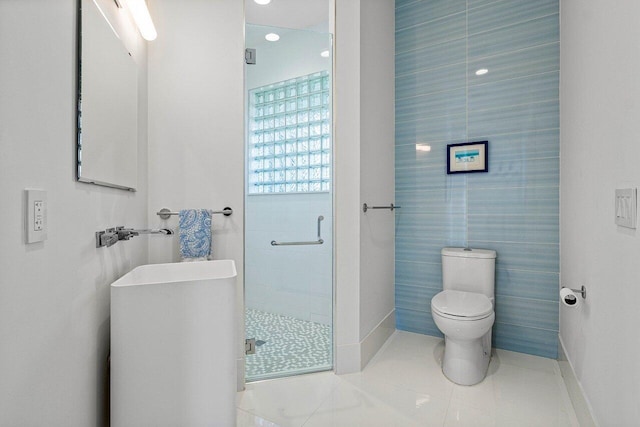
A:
[[432, 290, 494, 385], [431, 248, 497, 386]]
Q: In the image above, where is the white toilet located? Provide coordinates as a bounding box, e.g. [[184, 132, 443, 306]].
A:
[[431, 247, 497, 386]]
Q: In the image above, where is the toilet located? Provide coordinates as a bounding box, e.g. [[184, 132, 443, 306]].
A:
[[431, 247, 497, 386]]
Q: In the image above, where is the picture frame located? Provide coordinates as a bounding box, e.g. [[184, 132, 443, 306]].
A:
[[447, 141, 488, 174]]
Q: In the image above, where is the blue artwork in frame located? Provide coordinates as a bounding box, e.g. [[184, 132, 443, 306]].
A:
[[447, 141, 489, 174]]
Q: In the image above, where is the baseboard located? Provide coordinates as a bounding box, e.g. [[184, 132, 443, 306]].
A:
[[360, 309, 395, 368], [335, 342, 361, 374], [558, 335, 598, 427], [335, 309, 396, 375]]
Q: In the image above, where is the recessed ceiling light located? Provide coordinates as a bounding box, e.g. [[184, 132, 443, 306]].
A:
[[475, 68, 489, 76], [254, 0, 271, 5], [265, 33, 280, 42], [320, 50, 330, 58]]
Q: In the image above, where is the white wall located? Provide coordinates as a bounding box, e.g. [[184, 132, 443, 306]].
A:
[[334, 0, 395, 373], [0, 1, 149, 425], [146, 0, 245, 388], [560, 0, 640, 425], [147, 0, 244, 267], [359, 0, 395, 356], [334, 0, 362, 373]]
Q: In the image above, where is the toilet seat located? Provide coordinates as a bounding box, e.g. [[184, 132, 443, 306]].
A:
[[431, 290, 493, 321]]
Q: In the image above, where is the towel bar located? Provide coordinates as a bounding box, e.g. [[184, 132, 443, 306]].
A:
[[157, 207, 233, 220], [362, 203, 401, 213]]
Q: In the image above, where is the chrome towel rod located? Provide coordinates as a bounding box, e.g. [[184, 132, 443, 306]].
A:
[[362, 203, 401, 213], [157, 207, 233, 220]]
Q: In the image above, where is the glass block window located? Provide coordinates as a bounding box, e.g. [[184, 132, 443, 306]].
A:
[[248, 71, 331, 194]]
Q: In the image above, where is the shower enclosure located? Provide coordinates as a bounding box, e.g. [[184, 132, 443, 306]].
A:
[[244, 23, 333, 381]]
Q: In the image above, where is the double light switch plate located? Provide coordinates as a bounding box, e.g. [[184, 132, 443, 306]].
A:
[[615, 188, 637, 229]]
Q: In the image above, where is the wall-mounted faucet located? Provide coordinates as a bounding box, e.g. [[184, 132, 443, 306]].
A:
[[96, 227, 174, 248]]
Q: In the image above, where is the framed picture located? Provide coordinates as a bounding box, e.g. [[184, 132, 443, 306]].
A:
[[447, 141, 488, 174]]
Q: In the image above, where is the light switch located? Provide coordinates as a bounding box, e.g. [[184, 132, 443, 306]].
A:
[[615, 188, 637, 229], [26, 189, 47, 243]]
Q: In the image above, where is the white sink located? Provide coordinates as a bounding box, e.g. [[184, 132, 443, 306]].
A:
[[110, 260, 237, 427]]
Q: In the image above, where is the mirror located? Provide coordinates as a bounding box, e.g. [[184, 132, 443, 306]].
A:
[[77, 0, 139, 191]]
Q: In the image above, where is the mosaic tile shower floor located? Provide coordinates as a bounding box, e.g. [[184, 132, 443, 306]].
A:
[[245, 308, 332, 381]]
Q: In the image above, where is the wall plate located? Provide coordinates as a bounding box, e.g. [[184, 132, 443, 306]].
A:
[[615, 188, 637, 229]]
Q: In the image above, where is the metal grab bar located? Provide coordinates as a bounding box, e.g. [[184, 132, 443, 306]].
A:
[[362, 203, 401, 213], [157, 207, 233, 219], [271, 216, 324, 246]]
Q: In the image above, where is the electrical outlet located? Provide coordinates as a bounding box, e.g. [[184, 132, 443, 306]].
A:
[[26, 189, 47, 243], [615, 188, 637, 229]]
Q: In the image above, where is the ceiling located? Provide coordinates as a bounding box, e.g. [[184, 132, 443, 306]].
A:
[[245, 0, 330, 32]]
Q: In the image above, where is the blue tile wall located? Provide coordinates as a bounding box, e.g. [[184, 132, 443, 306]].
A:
[[395, 0, 559, 358]]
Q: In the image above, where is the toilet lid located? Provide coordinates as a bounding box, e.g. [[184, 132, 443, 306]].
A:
[[431, 290, 493, 319]]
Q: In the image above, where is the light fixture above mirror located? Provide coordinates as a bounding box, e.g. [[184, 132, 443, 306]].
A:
[[115, 0, 157, 41]]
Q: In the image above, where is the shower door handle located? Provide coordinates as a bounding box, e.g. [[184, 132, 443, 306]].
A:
[[271, 216, 324, 246]]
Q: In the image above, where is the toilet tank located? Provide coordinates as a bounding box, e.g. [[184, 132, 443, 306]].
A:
[[442, 247, 496, 298]]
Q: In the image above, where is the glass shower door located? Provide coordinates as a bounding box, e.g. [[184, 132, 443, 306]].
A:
[[244, 24, 333, 381]]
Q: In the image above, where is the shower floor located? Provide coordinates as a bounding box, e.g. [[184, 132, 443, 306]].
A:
[[245, 308, 332, 381]]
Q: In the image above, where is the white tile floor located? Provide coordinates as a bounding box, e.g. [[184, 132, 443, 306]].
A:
[[237, 331, 579, 427]]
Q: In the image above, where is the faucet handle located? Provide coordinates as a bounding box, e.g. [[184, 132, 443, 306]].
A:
[[116, 226, 138, 240], [96, 229, 119, 248]]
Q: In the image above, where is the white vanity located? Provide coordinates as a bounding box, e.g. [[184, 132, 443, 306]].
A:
[[110, 260, 237, 427]]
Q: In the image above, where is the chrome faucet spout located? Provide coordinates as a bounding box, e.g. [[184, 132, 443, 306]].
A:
[[97, 227, 174, 248], [117, 227, 174, 240], [128, 228, 174, 236]]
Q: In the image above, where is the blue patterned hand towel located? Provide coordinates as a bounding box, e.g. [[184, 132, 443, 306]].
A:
[[179, 209, 212, 261]]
